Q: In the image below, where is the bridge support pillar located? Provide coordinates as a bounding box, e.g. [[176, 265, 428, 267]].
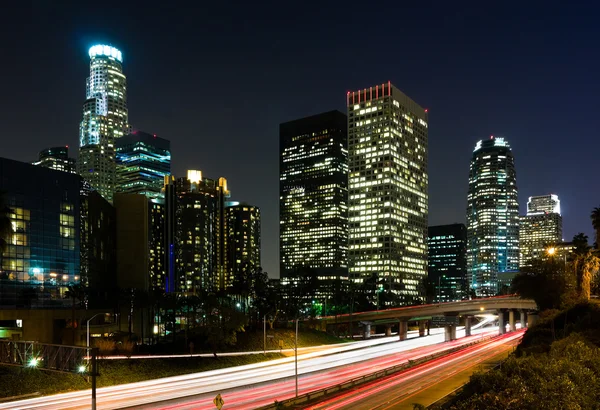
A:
[[385, 324, 392, 337], [444, 325, 457, 342], [520, 311, 526, 329], [363, 323, 371, 339], [498, 310, 505, 335], [418, 320, 426, 337], [509, 310, 516, 332], [528, 313, 538, 327], [465, 316, 472, 337], [398, 320, 408, 341]]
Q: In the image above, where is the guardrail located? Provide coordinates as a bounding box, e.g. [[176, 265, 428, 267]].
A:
[[255, 336, 494, 410]]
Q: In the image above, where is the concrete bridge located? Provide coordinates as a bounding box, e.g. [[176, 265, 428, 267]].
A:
[[318, 295, 537, 341]]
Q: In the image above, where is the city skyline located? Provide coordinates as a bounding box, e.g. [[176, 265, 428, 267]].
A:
[[3, 3, 599, 278]]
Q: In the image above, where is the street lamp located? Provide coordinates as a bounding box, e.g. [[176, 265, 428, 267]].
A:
[[87, 313, 109, 349], [547, 246, 567, 269]]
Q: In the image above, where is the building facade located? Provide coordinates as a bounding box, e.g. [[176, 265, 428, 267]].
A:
[[78, 45, 129, 203], [428, 224, 467, 303], [519, 194, 562, 267], [226, 202, 261, 284], [347, 83, 428, 305], [0, 158, 115, 308], [172, 171, 230, 293], [33, 147, 76, 173], [279, 111, 348, 286], [115, 131, 171, 199], [466, 137, 519, 296]]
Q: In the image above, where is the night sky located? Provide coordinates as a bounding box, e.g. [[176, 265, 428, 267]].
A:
[[3, 2, 600, 278]]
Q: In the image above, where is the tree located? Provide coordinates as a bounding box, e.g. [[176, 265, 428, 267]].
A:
[[570, 233, 600, 300], [512, 258, 575, 310], [203, 292, 247, 356], [64, 284, 87, 345], [591, 207, 600, 249]]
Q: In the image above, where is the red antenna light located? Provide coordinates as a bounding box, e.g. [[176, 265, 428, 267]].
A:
[[490, 135, 494, 139], [424, 109, 428, 113]]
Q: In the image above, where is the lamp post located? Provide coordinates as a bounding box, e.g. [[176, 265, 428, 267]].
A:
[[87, 313, 109, 349], [547, 247, 567, 269]]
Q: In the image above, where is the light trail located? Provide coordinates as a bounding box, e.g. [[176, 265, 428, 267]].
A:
[[0, 318, 499, 410]]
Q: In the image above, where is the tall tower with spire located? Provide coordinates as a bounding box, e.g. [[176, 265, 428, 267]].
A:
[[78, 44, 129, 202]]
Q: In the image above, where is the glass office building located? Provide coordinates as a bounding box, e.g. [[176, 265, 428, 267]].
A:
[[172, 171, 230, 293], [78, 44, 129, 203], [428, 224, 467, 302], [33, 146, 76, 174], [226, 202, 261, 282], [519, 194, 562, 267], [116, 131, 171, 199], [466, 137, 519, 296], [279, 111, 348, 285], [347, 83, 428, 305], [0, 158, 81, 307]]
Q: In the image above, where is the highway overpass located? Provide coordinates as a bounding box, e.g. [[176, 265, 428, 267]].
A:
[[318, 295, 537, 341]]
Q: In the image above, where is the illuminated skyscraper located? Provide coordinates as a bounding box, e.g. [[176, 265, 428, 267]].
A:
[[279, 111, 348, 285], [428, 224, 467, 303], [115, 131, 171, 199], [33, 146, 76, 173], [78, 45, 128, 203], [519, 194, 562, 267], [347, 83, 428, 305], [173, 171, 231, 293], [226, 202, 261, 282], [466, 137, 519, 296]]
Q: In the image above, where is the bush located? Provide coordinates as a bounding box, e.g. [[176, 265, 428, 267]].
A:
[[117, 341, 135, 358], [94, 339, 116, 357]]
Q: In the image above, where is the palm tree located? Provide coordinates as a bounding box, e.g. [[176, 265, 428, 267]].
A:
[[571, 233, 600, 300], [591, 207, 600, 249]]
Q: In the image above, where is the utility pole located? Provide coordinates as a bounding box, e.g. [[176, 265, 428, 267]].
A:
[[263, 315, 266, 355]]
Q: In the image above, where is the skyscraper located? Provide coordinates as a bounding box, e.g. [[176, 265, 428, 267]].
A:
[[428, 224, 467, 302], [279, 111, 348, 286], [173, 170, 231, 293], [226, 202, 261, 282], [519, 194, 562, 267], [466, 137, 519, 296], [33, 146, 76, 173], [78, 45, 128, 203], [115, 131, 171, 199], [347, 83, 428, 305]]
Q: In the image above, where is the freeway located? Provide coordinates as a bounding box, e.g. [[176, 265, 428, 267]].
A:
[[0, 319, 497, 410], [306, 330, 524, 410]]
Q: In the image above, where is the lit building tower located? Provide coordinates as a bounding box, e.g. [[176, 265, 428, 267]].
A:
[[428, 224, 467, 303], [347, 83, 428, 305], [33, 146, 76, 173], [78, 44, 128, 203], [226, 202, 261, 284], [519, 194, 562, 267], [466, 137, 519, 296], [279, 111, 348, 289], [115, 131, 171, 199], [173, 170, 231, 293]]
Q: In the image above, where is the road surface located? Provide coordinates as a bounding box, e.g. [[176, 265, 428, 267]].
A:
[[0, 319, 498, 410], [305, 330, 523, 410]]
